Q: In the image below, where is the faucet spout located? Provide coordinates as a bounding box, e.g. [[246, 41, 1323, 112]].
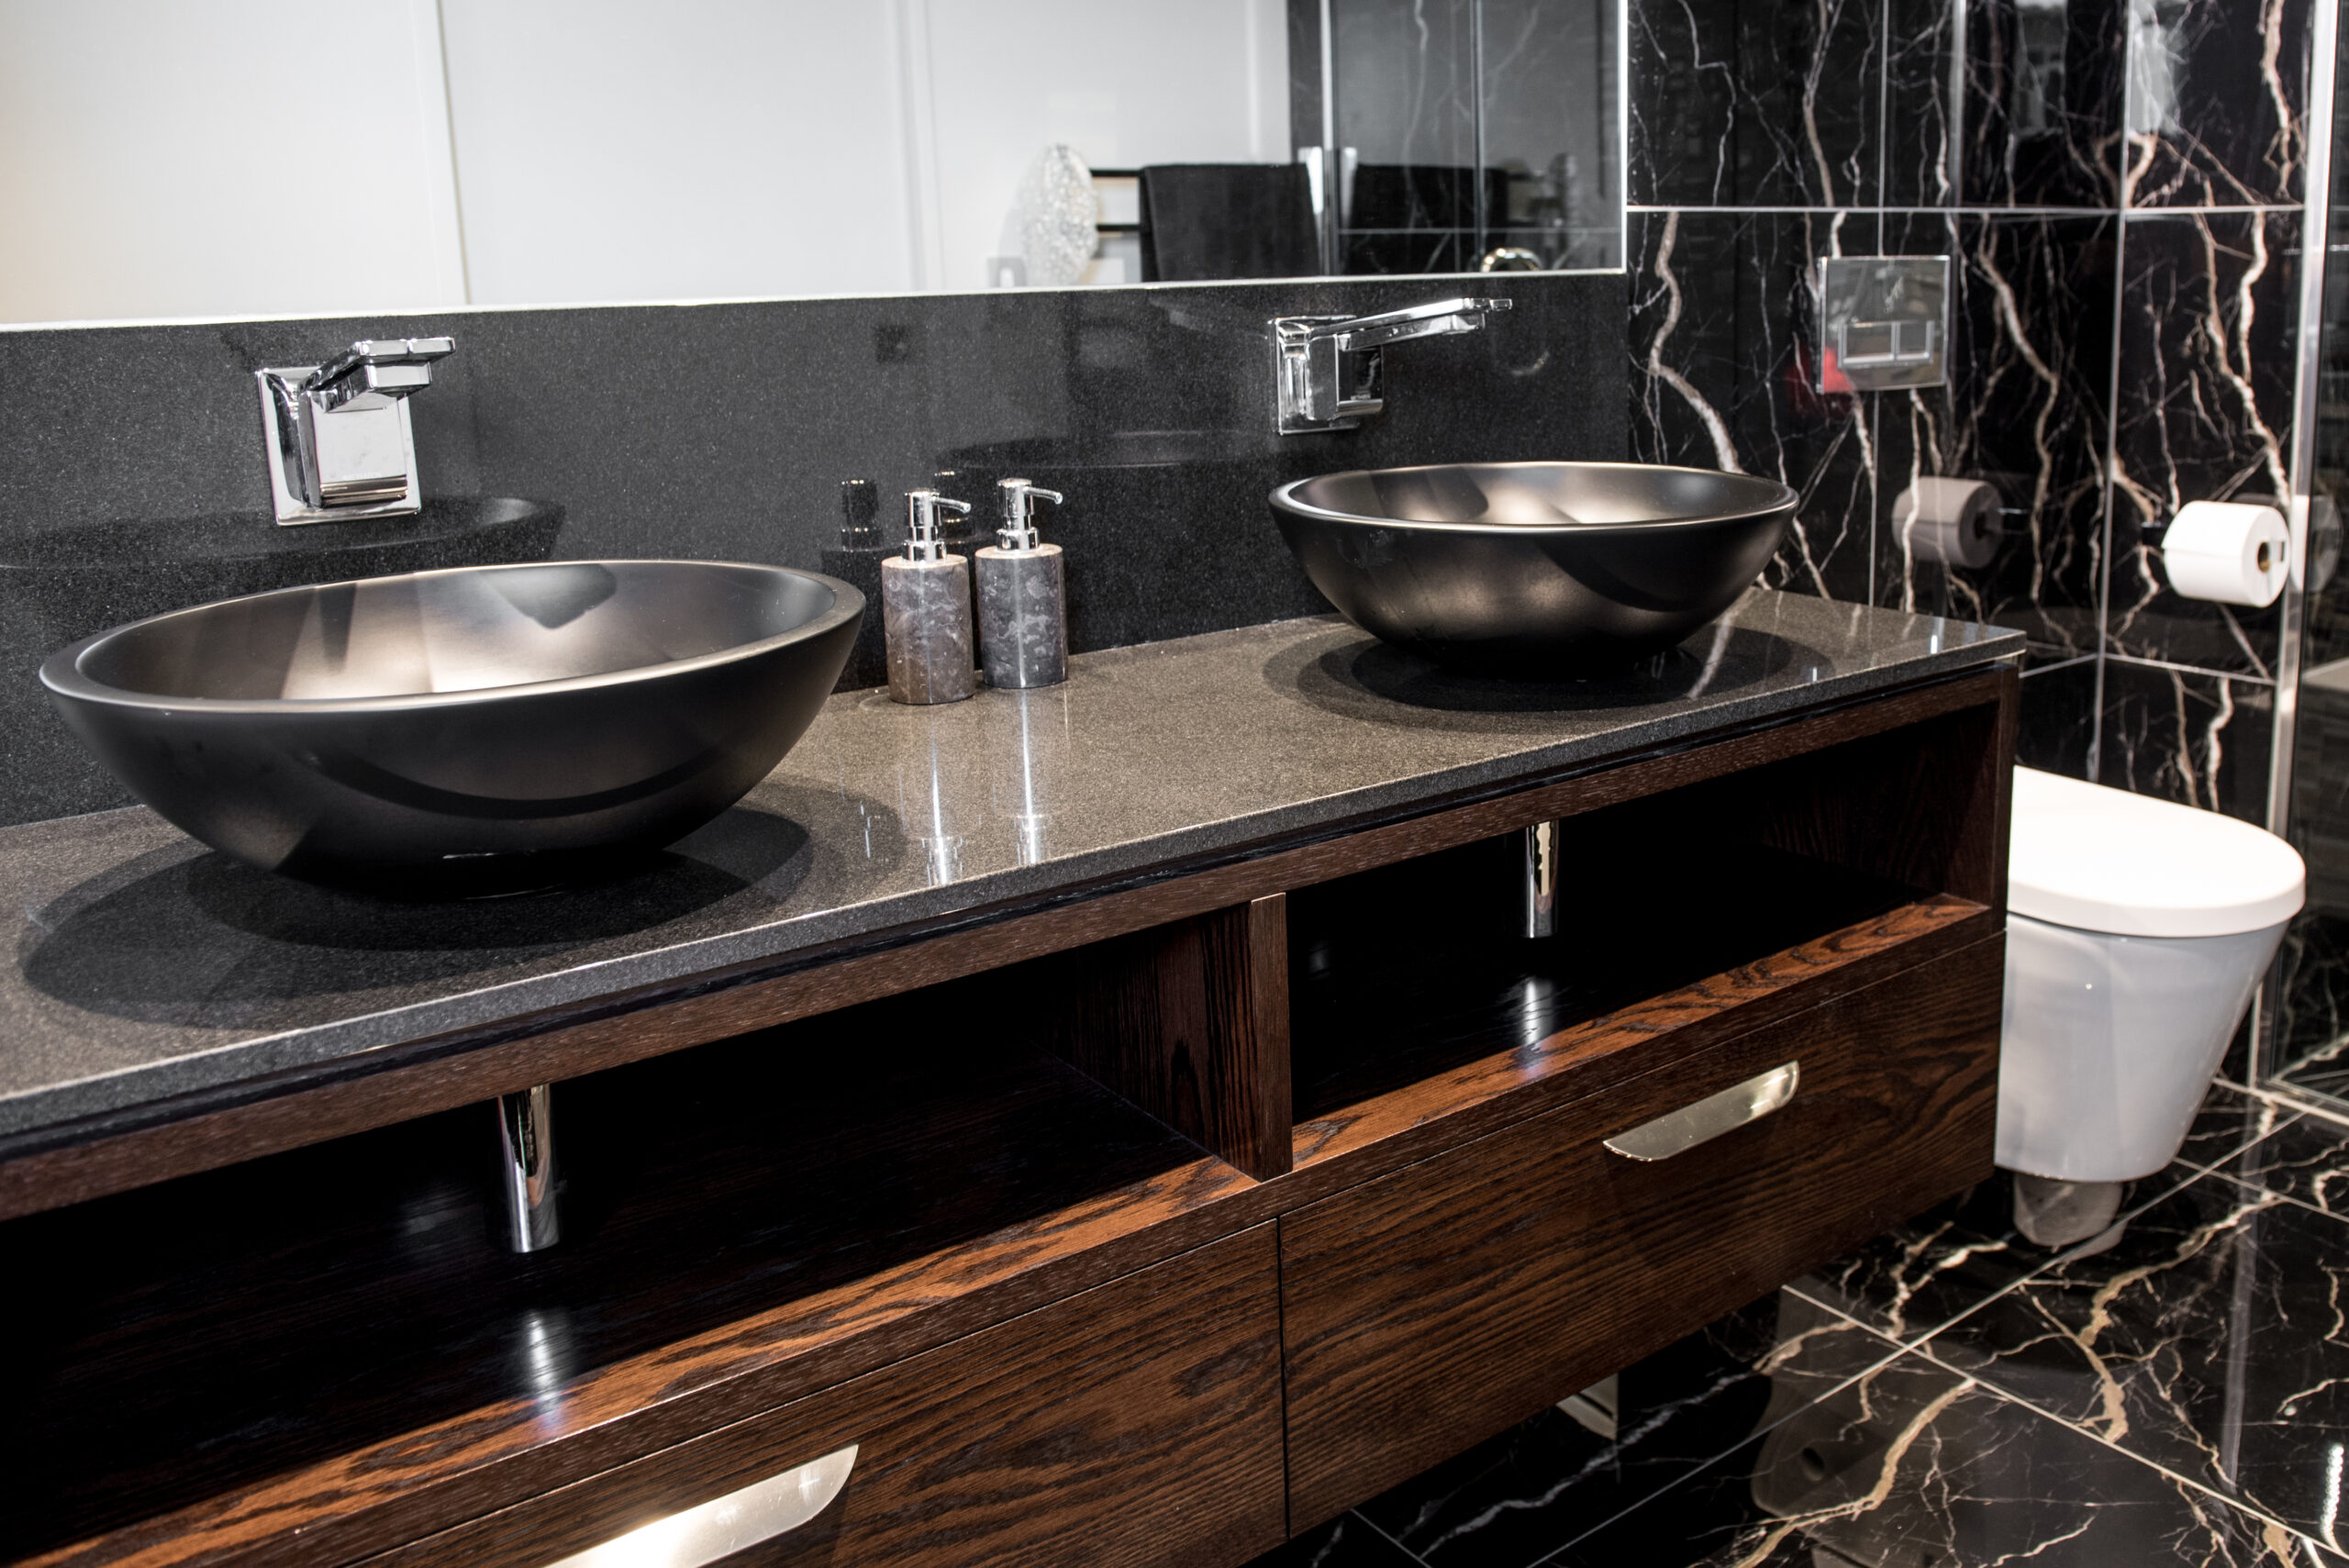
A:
[[303, 336, 455, 413], [1303, 296, 1513, 351]]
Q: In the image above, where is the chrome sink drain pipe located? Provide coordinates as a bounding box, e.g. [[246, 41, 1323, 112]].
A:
[[496, 1084, 561, 1252], [1523, 820, 1560, 939]]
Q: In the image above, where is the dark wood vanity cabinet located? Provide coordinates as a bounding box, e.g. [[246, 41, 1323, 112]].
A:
[[0, 668, 2014, 1567], [1279, 938, 2002, 1527], [374, 1228, 1288, 1568]]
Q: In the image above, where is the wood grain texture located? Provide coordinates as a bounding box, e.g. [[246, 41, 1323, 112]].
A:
[[1041, 897, 1292, 1180], [358, 1228, 1286, 1568], [1280, 934, 2005, 1529], [1712, 665, 2020, 911], [5, 906, 1995, 1568], [0, 670, 2009, 1223], [10, 1033, 1269, 1568], [1287, 895, 1994, 1190]]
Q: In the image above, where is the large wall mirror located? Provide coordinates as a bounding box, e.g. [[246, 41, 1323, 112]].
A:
[[0, 0, 1620, 327]]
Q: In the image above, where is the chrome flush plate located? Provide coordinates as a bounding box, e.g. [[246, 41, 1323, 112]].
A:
[[1817, 255, 1950, 393]]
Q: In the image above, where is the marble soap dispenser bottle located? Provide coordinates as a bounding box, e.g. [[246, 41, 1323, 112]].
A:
[[975, 477, 1069, 688], [882, 488, 977, 705]]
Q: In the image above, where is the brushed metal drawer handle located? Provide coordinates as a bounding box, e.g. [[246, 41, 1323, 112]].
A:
[[1603, 1062, 1800, 1162], [545, 1442, 859, 1568]]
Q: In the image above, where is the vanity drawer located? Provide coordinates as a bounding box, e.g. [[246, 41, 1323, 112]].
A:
[[376, 1227, 1285, 1568], [1280, 936, 2002, 1528]]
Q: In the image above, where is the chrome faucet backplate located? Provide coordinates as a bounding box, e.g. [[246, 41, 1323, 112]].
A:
[[1269, 297, 1512, 435], [255, 337, 454, 524]]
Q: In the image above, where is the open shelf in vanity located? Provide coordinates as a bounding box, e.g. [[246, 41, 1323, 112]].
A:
[[1286, 821, 1920, 1120], [2, 981, 1281, 1566], [0, 659, 2019, 1568]]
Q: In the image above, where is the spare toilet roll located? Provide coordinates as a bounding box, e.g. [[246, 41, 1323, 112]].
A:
[[2164, 500, 2289, 607], [1891, 477, 1999, 568]]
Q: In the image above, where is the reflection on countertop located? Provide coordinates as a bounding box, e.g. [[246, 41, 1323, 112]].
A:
[[0, 589, 2020, 1142]]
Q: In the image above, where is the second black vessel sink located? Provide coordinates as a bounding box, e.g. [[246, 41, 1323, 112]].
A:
[[42, 560, 862, 895], [1270, 462, 1798, 671]]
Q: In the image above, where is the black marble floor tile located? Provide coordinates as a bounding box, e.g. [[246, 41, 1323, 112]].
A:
[[2179, 1082, 2307, 1172], [2208, 1106, 2349, 1218], [1958, 0, 2129, 210], [1629, 209, 1880, 606], [2275, 1056, 2349, 1108], [1353, 1294, 1897, 1568], [2122, 0, 2314, 209], [2098, 659, 2276, 826], [1872, 212, 2115, 662], [1918, 1170, 2349, 1548], [1626, 0, 1881, 207], [1541, 1349, 2342, 1566], [2108, 211, 2299, 680], [1790, 1158, 2206, 1343], [1243, 1513, 1424, 1568], [1790, 1176, 2056, 1343]]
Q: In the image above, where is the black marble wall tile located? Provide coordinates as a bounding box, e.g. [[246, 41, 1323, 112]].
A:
[[2123, 0, 2313, 208], [1958, 0, 2129, 208], [2098, 657, 2275, 823], [0, 274, 1628, 828], [2108, 211, 2298, 677], [1875, 211, 2116, 660], [1884, 0, 1958, 207], [2017, 658, 2099, 778], [1625, 0, 1882, 207], [1628, 208, 1879, 604]]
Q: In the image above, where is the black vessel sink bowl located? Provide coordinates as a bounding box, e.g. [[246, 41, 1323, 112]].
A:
[[1270, 462, 1798, 671], [42, 561, 862, 895]]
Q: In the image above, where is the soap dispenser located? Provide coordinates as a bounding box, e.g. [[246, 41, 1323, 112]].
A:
[[883, 488, 978, 705], [820, 478, 891, 690], [975, 477, 1069, 689]]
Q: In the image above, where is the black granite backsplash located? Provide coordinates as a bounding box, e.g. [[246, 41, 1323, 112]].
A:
[[0, 272, 1625, 828]]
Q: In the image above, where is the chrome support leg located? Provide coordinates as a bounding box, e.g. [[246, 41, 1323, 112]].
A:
[[496, 1084, 560, 1253], [1523, 819, 1559, 938]]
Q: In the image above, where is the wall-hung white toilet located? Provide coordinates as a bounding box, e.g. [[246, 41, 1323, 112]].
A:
[[2001, 767, 2306, 1246]]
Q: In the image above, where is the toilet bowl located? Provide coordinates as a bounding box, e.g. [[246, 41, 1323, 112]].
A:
[[2000, 768, 2304, 1211]]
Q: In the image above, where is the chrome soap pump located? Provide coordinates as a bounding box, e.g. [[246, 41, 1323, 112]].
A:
[[975, 477, 1068, 689], [882, 488, 977, 705]]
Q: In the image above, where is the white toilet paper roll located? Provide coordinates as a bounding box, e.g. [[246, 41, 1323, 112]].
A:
[[2164, 500, 2288, 607], [1891, 476, 2000, 568]]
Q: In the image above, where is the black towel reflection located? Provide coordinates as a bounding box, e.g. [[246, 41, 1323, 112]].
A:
[[1138, 164, 1319, 281]]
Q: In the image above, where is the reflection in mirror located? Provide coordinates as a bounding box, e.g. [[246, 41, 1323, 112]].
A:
[[0, 0, 1620, 326]]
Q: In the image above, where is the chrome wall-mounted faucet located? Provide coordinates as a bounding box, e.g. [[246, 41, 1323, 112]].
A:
[[255, 337, 454, 524], [1270, 297, 1512, 434]]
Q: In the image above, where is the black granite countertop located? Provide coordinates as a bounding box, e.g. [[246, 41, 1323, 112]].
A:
[[0, 591, 2021, 1145]]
